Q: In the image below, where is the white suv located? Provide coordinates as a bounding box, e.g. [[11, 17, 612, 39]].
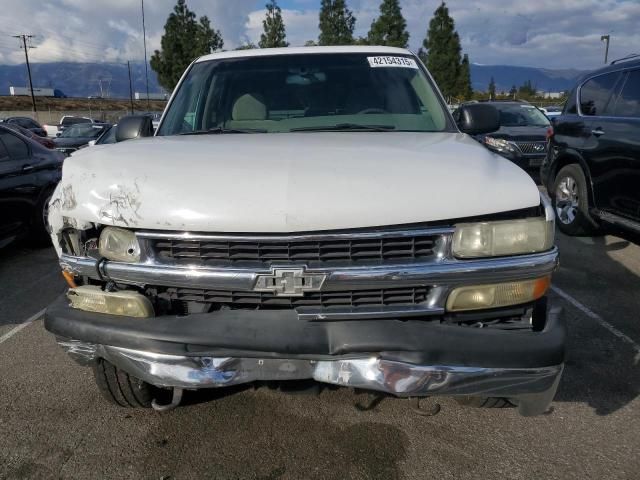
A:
[[45, 46, 563, 416]]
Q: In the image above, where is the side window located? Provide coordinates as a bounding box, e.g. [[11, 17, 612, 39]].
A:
[[564, 87, 578, 114], [0, 131, 29, 160], [17, 118, 36, 129], [612, 69, 640, 118], [579, 72, 620, 116]]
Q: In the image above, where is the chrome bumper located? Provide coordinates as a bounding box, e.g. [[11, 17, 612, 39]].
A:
[[59, 338, 562, 416]]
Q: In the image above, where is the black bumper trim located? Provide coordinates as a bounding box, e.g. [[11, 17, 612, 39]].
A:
[[44, 295, 566, 368]]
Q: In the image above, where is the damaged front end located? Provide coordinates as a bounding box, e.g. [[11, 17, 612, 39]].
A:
[[46, 193, 565, 415]]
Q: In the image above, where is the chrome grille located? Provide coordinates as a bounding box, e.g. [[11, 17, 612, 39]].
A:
[[166, 286, 430, 309], [515, 141, 547, 155], [152, 234, 439, 264]]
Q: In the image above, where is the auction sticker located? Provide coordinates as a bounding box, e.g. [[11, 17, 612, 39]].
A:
[[367, 56, 418, 69]]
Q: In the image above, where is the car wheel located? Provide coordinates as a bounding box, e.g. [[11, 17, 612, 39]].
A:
[[92, 359, 156, 408], [552, 164, 598, 236], [29, 190, 54, 246]]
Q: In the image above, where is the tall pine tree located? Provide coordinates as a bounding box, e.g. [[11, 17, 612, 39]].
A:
[[259, 0, 289, 48], [150, 0, 223, 90], [422, 2, 463, 100], [318, 0, 356, 46], [457, 54, 473, 100], [488, 77, 496, 99], [367, 0, 409, 48]]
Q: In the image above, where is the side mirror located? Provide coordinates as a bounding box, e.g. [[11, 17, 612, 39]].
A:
[[115, 115, 154, 142], [456, 104, 501, 135], [56, 132, 61, 137]]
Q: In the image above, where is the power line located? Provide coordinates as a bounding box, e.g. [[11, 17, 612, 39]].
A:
[[12, 34, 37, 114]]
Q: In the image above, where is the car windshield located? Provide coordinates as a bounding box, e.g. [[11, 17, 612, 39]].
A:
[[158, 52, 450, 135], [61, 124, 105, 138], [496, 104, 550, 127]]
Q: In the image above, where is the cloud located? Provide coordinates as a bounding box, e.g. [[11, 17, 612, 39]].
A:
[[0, 0, 637, 70]]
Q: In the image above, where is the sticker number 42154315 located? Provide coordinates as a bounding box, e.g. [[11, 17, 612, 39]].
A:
[[367, 56, 419, 69]]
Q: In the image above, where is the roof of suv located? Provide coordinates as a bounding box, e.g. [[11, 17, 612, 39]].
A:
[[579, 56, 640, 80], [197, 46, 413, 63]]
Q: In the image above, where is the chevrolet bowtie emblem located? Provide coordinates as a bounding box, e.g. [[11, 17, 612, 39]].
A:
[[254, 268, 326, 296]]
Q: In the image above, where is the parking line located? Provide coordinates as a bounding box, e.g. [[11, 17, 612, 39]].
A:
[[0, 308, 46, 345], [551, 285, 640, 363]]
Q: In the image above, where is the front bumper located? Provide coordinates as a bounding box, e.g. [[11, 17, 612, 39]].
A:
[[46, 296, 565, 416]]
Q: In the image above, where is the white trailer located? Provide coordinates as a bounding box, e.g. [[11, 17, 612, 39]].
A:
[[135, 92, 168, 101], [9, 86, 55, 97]]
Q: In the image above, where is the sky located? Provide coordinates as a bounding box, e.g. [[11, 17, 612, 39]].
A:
[[0, 0, 637, 70]]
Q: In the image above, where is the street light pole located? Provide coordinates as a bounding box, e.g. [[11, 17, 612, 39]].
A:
[[127, 61, 135, 115], [14, 34, 37, 115], [141, 0, 151, 110], [601, 35, 610, 64]]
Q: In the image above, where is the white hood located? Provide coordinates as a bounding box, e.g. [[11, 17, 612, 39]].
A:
[[50, 132, 541, 234]]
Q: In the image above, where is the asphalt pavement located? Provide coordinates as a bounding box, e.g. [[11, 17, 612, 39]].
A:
[[0, 231, 639, 479]]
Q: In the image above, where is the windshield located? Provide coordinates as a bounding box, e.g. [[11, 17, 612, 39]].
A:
[[61, 124, 106, 138], [496, 104, 550, 127], [158, 53, 450, 135]]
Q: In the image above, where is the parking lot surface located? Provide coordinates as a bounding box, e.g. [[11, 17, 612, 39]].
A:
[[1, 232, 639, 479]]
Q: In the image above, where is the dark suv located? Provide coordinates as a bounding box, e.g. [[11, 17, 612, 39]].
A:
[[455, 100, 550, 173], [541, 56, 640, 235]]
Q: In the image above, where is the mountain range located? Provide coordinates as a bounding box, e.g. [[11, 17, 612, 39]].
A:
[[0, 61, 588, 99]]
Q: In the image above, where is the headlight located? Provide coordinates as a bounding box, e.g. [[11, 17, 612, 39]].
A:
[[452, 217, 554, 258], [446, 276, 551, 312], [484, 136, 515, 153], [98, 227, 141, 262]]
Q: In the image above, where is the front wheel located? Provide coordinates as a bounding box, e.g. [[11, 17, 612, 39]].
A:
[[552, 164, 598, 236], [92, 359, 155, 408]]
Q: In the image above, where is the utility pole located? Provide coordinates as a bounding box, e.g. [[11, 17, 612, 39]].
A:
[[141, 0, 151, 110], [127, 61, 135, 114], [601, 35, 610, 64], [13, 34, 37, 115]]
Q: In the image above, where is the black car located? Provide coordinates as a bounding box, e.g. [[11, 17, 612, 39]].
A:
[[1, 116, 47, 137], [0, 125, 65, 247], [53, 123, 111, 156], [541, 56, 640, 236], [455, 101, 550, 172]]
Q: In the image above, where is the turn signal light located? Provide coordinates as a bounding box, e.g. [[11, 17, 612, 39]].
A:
[[446, 276, 551, 312], [67, 286, 154, 318]]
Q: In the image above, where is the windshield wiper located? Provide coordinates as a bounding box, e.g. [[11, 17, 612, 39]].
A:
[[179, 127, 268, 135], [290, 123, 396, 132]]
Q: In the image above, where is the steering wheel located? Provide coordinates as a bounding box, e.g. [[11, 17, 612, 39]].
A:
[[356, 108, 388, 115]]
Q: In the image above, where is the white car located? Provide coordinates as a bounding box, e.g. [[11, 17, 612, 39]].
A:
[[43, 115, 96, 137], [45, 46, 563, 416]]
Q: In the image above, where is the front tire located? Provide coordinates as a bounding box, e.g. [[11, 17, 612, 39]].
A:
[[552, 164, 598, 236], [92, 359, 154, 408], [29, 189, 54, 246]]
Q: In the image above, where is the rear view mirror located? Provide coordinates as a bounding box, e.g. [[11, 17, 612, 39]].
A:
[[456, 104, 500, 135], [115, 115, 154, 142]]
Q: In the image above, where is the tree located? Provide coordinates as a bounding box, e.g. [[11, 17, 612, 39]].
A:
[[509, 85, 518, 98], [422, 2, 463, 99], [488, 77, 496, 99], [236, 42, 257, 50], [150, 0, 223, 90], [457, 54, 473, 100], [259, 0, 289, 48], [367, 0, 409, 48], [518, 79, 537, 97], [318, 0, 356, 45]]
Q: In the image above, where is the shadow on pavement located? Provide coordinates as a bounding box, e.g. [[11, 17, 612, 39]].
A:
[[552, 232, 640, 416]]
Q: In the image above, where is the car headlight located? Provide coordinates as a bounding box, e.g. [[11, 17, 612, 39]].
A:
[[484, 136, 515, 153], [452, 217, 554, 258], [98, 227, 141, 262]]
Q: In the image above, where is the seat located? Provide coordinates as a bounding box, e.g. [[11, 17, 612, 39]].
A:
[[232, 93, 267, 121]]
